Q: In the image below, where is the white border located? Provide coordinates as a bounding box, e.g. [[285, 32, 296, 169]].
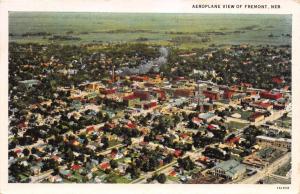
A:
[[0, 0, 300, 194]]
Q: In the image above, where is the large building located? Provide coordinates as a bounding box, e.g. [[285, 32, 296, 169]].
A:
[[256, 136, 291, 150], [260, 91, 282, 100], [199, 112, 217, 123], [203, 90, 220, 101], [209, 159, 246, 180], [173, 88, 194, 98]]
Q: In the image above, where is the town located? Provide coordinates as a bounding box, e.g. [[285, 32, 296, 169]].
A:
[[8, 42, 291, 184]]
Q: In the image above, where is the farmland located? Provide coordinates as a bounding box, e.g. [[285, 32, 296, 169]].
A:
[[9, 12, 292, 48]]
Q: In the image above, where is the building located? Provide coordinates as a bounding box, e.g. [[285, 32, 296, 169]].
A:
[[134, 90, 151, 101], [143, 101, 157, 110], [260, 91, 282, 100], [223, 89, 235, 99], [209, 159, 246, 180], [256, 135, 291, 150], [130, 75, 149, 82], [101, 88, 116, 95], [203, 103, 213, 112], [250, 101, 273, 110], [123, 95, 140, 108], [82, 81, 103, 91], [203, 90, 220, 101], [173, 89, 194, 98], [18, 79, 40, 88], [199, 113, 217, 123], [153, 89, 166, 101], [249, 112, 264, 122]]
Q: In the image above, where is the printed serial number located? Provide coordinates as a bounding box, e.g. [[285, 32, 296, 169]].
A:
[[277, 186, 289, 190]]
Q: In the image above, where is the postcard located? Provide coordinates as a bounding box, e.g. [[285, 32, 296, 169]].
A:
[[0, 0, 299, 194]]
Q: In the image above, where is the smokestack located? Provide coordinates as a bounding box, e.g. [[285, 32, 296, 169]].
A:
[[112, 65, 115, 83]]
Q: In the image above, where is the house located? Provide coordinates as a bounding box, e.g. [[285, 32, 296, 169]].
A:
[[71, 164, 81, 171], [174, 150, 183, 157], [192, 117, 202, 126], [86, 126, 95, 133], [209, 159, 246, 180], [99, 162, 110, 170]]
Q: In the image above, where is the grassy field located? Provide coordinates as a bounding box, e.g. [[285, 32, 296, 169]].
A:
[[9, 12, 292, 48], [225, 121, 248, 131], [274, 159, 291, 177]]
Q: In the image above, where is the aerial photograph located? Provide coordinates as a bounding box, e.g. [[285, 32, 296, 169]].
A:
[[8, 12, 292, 184]]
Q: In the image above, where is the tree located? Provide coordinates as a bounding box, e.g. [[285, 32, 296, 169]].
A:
[[156, 173, 167, 184], [110, 160, 118, 169], [23, 148, 30, 156]]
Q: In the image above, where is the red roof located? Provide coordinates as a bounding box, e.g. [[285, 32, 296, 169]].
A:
[[260, 91, 282, 100], [18, 122, 27, 129], [126, 121, 136, 129], [86, 126, 95, 133], [100, 162, 110, 170], [226, 136, 240, 144], [258, 102, 272, 108], [174, 76, 186, 81], [250, 112, 264, 119], [240, 83, 252, 87], [111, 149, 118, 154], [272, 77, 283, 84], [101, 88, 116, 95], [174, 150, 182, 157], [192, 117, 201, 124], [71, 164, 81, 170], [207, 125, 215, 130], [169, 170, 177, 177], [180, 133, 189, 139], [123, 94, 138, 100], [144, 101, 157, 109], [130, 75, 149, 82]]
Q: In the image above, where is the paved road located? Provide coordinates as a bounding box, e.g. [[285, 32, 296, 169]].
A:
[[237, 152, 291, 184], [31, 170, 54, 183]]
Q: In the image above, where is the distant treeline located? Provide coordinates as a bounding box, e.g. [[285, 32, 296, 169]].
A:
[[170, 36, 211, 43], [9, 32, 52, 37], [48, 35, 81, 41], [9, 28, 249, 39]]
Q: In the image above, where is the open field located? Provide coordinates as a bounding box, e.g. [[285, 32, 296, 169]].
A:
[[9, 13, 291, 48]]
